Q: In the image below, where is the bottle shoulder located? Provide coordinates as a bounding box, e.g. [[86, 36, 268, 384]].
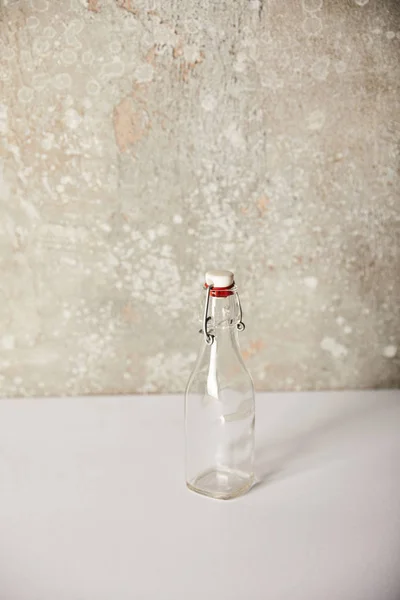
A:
[[186, 337, 254, 395]]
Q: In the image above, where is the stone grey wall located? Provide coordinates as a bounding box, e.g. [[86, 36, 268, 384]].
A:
[[0, 0, 399, 397]]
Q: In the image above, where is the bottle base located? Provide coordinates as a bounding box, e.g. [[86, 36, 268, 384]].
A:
[[187, 467, 254, 500]]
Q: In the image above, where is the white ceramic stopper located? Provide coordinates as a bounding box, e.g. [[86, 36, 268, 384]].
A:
[[205, 269, 234, 288]]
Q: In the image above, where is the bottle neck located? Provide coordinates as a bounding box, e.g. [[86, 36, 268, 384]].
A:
[[198, 287, 248, 384], [207, 292, 242, 333], [205, 298, 245, 382]]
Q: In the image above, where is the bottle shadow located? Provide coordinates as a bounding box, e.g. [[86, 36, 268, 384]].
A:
[[250, 393, 399, 493]]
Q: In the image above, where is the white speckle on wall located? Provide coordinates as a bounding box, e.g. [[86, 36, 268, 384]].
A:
[[0, 104, 8, 134], [321, 337, 348, 359], [304, 277, 318, 289], [383, 346, 397, 359], [64, 108, 83, 130], [1, 335, 15, 351]]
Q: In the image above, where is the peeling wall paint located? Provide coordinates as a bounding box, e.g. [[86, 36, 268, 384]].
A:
[[0, 0, 399, 397]]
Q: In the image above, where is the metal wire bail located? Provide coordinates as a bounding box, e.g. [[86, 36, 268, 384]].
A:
[[236, 292, 246, 332], [202, 285, 214, 345]]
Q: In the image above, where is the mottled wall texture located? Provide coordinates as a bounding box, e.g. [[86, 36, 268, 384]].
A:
[[0, 0, 399, 397]]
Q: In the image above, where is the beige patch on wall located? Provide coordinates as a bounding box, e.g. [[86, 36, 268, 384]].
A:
[[113, 88, 151, 153]]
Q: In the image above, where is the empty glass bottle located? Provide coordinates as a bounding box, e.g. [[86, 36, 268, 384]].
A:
[[185, 269, 255, 500]]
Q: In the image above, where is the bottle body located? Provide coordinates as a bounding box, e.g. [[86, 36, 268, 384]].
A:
[[185, 286, 255, 500]]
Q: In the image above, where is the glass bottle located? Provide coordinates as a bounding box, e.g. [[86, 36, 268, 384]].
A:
[[185, 269, 255, 500]]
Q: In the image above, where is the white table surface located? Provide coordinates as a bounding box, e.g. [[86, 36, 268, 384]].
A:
[[0, 390, 400, 600]]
